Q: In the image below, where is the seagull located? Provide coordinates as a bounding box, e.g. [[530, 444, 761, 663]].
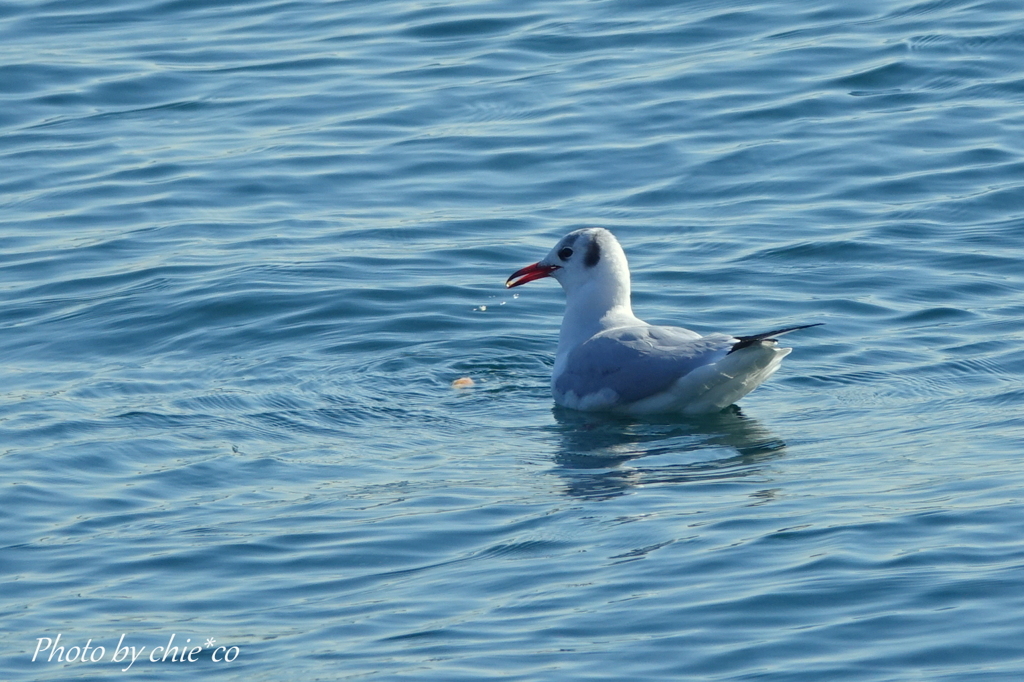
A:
[[506, 228, 819, 414]]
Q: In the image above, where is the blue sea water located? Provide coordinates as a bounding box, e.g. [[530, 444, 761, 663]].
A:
[[2, 0, 1024, 679]]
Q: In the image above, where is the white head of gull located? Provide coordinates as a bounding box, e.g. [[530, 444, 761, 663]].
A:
[[506, 227, 818, 414]]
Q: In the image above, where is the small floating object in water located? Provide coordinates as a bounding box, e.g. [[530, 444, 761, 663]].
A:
[[451, 377, 475, 389]]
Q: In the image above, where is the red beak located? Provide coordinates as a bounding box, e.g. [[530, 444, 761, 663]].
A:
[[506, 262, 560, 288]]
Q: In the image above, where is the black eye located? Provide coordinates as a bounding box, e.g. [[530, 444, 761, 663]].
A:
[[558, 247, 573, 261]]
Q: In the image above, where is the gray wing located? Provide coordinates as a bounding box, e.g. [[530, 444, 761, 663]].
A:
[[554, 326, 736, 405]]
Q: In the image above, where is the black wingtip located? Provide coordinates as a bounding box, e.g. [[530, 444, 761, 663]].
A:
[[728, 323, 823, 354]]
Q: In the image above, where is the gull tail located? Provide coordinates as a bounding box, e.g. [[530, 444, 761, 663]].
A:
[[728, 323, 822, 354]]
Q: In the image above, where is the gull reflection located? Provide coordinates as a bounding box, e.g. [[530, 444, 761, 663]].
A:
[[549, 405, 786, 499]]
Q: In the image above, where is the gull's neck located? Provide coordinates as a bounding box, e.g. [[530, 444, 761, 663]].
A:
[[556, 270, 638, 359]]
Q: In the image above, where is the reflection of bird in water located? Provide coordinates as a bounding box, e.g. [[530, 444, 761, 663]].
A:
[[550, 405, 787, 500]]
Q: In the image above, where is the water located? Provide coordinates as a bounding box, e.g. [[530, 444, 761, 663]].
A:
[[2, 0, 1024, 679]]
